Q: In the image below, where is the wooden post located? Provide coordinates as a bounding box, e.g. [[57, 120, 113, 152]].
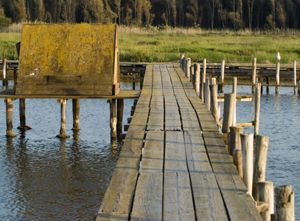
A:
[[219, 59, 225, 93], [276, 61, 280, 94], [2, 58, 7, 87], [254, 83, 261, 136], [232, 77, 237, 125], [275, 185, 295, 221], [241, 133, 254, 195], [266, 77, 270, 94], [204, 77, 211, 110], [110, 99, 117, 140], [186, 58, 191, 80], [57, 99, 68, 139], [293, 61, 297, 94], [180, 54, 185, 69], [257, 181, 274, 221], [210, 78, 219, 125], [229, 126, 244, 155], [234, 149, 243, 178], [190, 64, 195, 84], [222, 93, 236, 133], [195, 63, 201, 96], [252, 58, 257, 93], [5, 98, 16, 137], [18, 98, 31, 131], [253, 135, 269, 200], [72, 99, 80, 131], [117, 99, 124, 136], [200, 59, 207, 100]]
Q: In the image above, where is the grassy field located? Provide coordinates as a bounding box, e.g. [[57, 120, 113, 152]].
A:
[[1, 26, 300, 63]]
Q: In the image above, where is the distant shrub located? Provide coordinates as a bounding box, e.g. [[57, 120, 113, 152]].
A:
[[0, 16, 11, 30]]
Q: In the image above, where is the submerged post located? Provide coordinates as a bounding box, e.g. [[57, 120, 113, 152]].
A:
[[117, 99, 124, 136], [57, 98, 68, 139], [252, 58, 257, 93], [254, 83, 261, 136], [241, 133, 254, 195], [5, 98, 16, 137], [110, 99, 117, 140], [18, 98, 31, 131], [275, 185, 295, 221], [222, 93, 236, 133], [257, 181, 275, 221], [72, 99, 80, 131], [253, 135, 269, 200]]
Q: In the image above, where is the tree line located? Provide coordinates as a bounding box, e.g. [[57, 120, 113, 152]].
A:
[[0, 0, 300, 29]]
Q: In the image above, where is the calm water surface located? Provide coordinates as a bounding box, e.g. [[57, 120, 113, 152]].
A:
[[0, 84, 299, 220]]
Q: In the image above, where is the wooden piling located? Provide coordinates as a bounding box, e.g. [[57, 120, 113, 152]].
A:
[[57, 98, 68, 139], [18, 98, 31, 131], [110, 99, 117, 139], [234, 149, 243, 178], [195, 63, 201, 96], [232, 77, 237, 125], [222, 93, 236, 133], [117, 99, 124, 136], [2, 58, 7, 87], [266, 77, 270, 94], [190, 64, 195, 85], [180, 54, 185, 69], [275, 185, 295, 221], [254, 83, 261, 136], [229, 126, 244, 155], [200, 59, 207, 100], [257, 181, 274, 221], [253, 135, 269, 200], [186, 58, 191, 80], [219, 59, 225, 93], [293, 61, 297, 94], [252, 58, 257, 93], [241, 133, 254, 195], [210, 78, 219, 125], [276, 61, 280, 94], [5, 98, 16, 137], [72, 99, 80, 131], [204, 77, 211, 110]]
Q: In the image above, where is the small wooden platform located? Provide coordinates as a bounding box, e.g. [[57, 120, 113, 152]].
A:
[[96, 64, 261, 221]]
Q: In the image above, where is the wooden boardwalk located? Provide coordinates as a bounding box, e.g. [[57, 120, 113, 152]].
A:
[[96, 63, 262, 221]]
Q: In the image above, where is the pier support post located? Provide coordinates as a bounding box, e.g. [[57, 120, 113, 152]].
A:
[[117, 99, 124, 136], [110, 99, 117, 140], [257, 181, 275, 221], [204, 78, 211, 110], [18, 98, 31, 131], [241, 133, 254, 195], [253, 135, 269, 200], [275, 61, 280, 94], [2, 58, 7, 88], [222, 93, 236, 133], [232, 77, 237, 125], [200, 59, 207, 100], [195, 63, 200, 96], [190, 64, 195, 85], [219, 59, 225, 93], [186, 58, 191, 80], [210, 78, 219, 126], [5, 98, 16, 137], [293, 61, 297, 94], [254, 83, 261, 136], [229, 126, 244, 155], [275, 185, 295, 221], [266, 77, 270, 94], [252, 58, 257, 93], [180, 54, 185, 69], [57, 98, 69, 139], [72, 99, 80, 131]]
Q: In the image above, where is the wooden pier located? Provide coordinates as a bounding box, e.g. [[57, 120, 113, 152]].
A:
[[96, 63, 262, 221]]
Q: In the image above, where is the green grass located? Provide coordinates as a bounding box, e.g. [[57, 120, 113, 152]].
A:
[[1, 27, 300, 63]]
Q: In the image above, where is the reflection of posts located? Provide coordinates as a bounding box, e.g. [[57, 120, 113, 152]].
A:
[[5, 98, 16, 137], [57, 98, 69, 139], [110, 99, 117, 140], [18, 98, 32, 131]]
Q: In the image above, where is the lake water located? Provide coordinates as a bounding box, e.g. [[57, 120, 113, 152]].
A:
[[0, 83, 299, 220]]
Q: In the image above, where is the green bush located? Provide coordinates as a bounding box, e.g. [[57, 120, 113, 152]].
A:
[[0, 16, 11, 30]]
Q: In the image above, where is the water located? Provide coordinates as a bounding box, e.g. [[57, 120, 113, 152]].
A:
[[0, 83, 299, 220], [225, 85, 300, 220], [0, 83, 135, 221]]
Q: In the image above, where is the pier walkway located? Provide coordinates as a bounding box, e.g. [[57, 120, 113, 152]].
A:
[[96, 63, 262, 221]]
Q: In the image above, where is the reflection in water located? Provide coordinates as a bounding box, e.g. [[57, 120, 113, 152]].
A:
[[0, 83, 135, 221]]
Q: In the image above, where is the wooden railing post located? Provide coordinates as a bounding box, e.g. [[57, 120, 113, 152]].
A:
[[205, 77, 211, 110], [195, 63, 201, 96], [186, 58, 191, 80], [219, 59, 225, 93], [241, 133, 254, 195], [232, 77, 237, 125], [275, 185, 295, 221], [254, 83, 261, 136], [252, 57, 257, 93], [200, 59, 207, 100], [210, 78, 219, 125], [253, 135, 269, 200]]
